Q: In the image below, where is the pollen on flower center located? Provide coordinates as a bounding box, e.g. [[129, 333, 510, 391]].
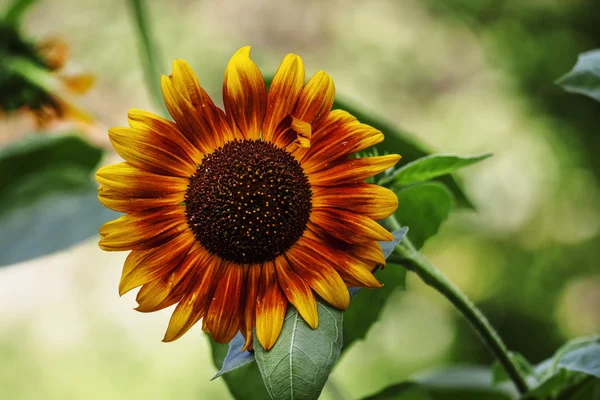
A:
[[185, 139, 312, 264]]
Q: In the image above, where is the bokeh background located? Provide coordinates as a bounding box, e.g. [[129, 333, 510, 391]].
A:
[[1, 0, 599, 399]]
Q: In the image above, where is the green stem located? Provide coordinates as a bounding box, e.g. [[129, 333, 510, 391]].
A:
[[3, 0, 38, 24], [126, 0, 168, 116], [387, 217, 530, 395]]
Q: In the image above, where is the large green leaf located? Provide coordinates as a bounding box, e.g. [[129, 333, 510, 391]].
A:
[[525, 335, 600, 399], [253, 302, 343, 400], [0, 135, 115, 266], [393, 182, 454, 249], [209, 336, 270, 400], [385, 153, 491, 188], [362, 367, 516, 400], [556, 49, 600, 103]]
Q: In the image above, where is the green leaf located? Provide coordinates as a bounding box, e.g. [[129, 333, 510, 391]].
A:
[[556, 49, 600, 103], [556, 342, 600, 378], [212, 332, 255, 380], [525, 335, 600, 399], [0, 135, 116, 266], [208, 336, 271, 400], [386, 153, 491, 188], [126, 0, 167, 116], [330, 99, 474, 208], [393, 182, 454, 249], [492, 352, 537, 386], [254, 302, 343, 400], [362, 367, 516, 400]]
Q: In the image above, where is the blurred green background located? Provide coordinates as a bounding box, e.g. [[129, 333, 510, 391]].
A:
[[0, 0, 599, 399]]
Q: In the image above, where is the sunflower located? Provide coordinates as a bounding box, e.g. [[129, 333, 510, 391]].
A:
[[0, 21, 94, 126], [97, 46, 401, 351]]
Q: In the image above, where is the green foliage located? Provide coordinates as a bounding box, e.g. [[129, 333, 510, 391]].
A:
[[253, 302, 343, 400], [393, 182, 454, 249], [385, 153, 491, 188], [361, 367, 516, 400], [0, 135, 115, 266], [556, 49, 600, 103], [509, 335, 600, 399]]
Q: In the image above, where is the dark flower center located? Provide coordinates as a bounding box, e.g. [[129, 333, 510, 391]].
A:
[[185, 139, 312, 264]]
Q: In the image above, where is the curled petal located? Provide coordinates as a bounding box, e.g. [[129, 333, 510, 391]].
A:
[[302, 123, 384, 173]]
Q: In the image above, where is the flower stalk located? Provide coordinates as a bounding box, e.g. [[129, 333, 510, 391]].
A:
[[385, 215, 530, 395]]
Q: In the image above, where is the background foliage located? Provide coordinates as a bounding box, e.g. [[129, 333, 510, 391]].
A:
[[0, 0, 599, 399]]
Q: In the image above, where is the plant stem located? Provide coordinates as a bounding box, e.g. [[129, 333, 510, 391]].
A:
[[126, 0, 168, 116], [4, 0, 38, 24], [387, 217, 530, 395]]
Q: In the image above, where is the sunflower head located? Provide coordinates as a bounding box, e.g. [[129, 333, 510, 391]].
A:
[[0, 21, 94, 126], [97, 46, 401, 351]]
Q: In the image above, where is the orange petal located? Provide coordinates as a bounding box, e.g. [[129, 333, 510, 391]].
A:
[[351, 240, 386, 266], [310, 208, 394, 244], [262, 53, 305, 141], [309, 154, 401, 186], [135, 244, 209, 312], [204, 263, 245, 344], [98, 186, 184, 214], [118, 232, 195, 295], [163, 254, 224, 342], [274, 256, 318, 329], [169, 60, 234, 147], [98, 206, 188, 251], [285, 241, 350, 310], [298, 238, 381, 289], [161, 72, 224, 153], [312, 184, 398, 220], [255, 262, 287, 350], [108, 127, 196, 177], [301, 123, 384, 174], [96, 162, 188, 198], [292, 71, 335, 128], [242, 264, 262, 351], [127, 108, 203, 163], [223, 46, 266, 140]]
